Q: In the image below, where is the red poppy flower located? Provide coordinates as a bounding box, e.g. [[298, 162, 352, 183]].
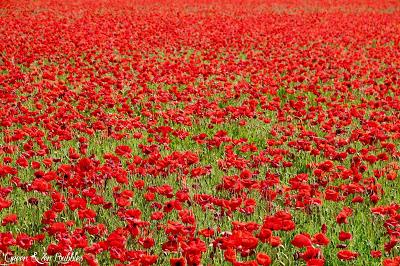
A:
[[256, 252, 271, 266], [306, 258, 325, 266], [2, 213, 17, 225], [312, 233, 330, 246], [338, 231, 352, 241], [383, 257, 400, 266], [337, 250, 359, 261], [292, 233, 312, 248], [370, 250, 382, 258], [268, 236, 282, 247], [336, 207, 353, 224], [170, 257, 186, 266], [224, 248, 236, 263], [115, 145, 132, 158]]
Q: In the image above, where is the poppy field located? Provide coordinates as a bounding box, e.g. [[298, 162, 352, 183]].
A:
[[0, 0, 400, 265]]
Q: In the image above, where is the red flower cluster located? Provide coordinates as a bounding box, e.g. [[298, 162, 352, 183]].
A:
[[0, 0, 399, 265]]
